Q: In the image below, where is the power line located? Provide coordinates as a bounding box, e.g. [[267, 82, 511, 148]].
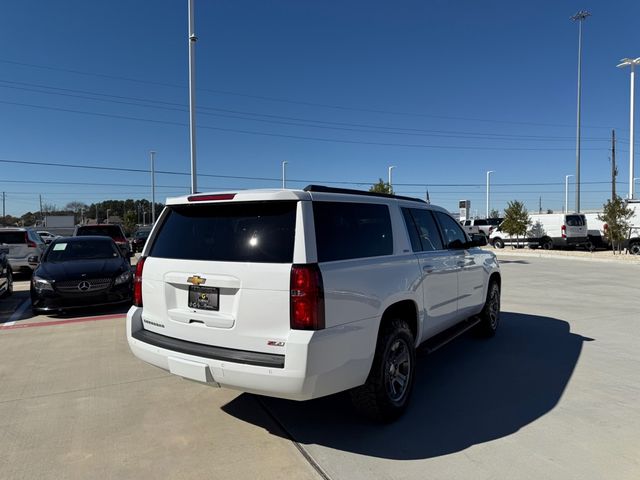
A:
[[0, 100, 615, 152], [0, 79, 625, 143], [0, 158, 623, 189], [0, 57, 623, 130]]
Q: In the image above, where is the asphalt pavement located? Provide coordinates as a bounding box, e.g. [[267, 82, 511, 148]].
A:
[[1, 256, 639, 479]]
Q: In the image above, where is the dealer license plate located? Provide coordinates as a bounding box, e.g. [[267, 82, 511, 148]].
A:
[[188, 286, 219, 311]]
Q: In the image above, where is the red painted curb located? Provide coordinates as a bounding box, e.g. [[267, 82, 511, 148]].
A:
[[0, 313, 125, 330]]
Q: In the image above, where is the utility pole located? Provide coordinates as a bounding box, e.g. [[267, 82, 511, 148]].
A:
[[96, 204, 99, 223], [611, 129, 617, 199], [39, 195, 43, 223], [571, 10, 591, 213], [188, 0, 198, 194], [539, 196, 542, 214], [2, 192, 5, 221], [150, 150, 156, 224]]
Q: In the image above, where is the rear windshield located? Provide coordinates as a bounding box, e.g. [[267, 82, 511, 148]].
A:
[[149, 201, 297, 263], [76, 226, 123, 238], [0, 231, 26, 244], [45, 240, 119, 262], [565, 215, 584, 226]]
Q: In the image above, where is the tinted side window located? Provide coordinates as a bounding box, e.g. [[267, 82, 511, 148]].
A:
[[149, 201, 297, 263], [28, 230, 45, 245], [474, 219, 488, 226], [313, 202, 392, 262], [402, 208, 422, 252], [402, 208, 443, 252], [434, 211, 468, 248]]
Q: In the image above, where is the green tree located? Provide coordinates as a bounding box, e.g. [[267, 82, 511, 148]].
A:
[[598, 196, 633, 254], [489, 209, 501, 219], [123, 210, 137, 236], [369, 178, 392, 194], [501, 200, 531, 248]]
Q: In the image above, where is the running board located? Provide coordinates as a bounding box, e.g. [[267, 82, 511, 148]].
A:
[[418, 317, 481, 355]]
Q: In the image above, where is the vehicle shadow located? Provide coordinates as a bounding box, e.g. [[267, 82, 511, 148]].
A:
[[222, 312, 592, 460]]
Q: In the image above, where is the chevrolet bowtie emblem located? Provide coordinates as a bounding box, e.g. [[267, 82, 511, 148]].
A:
[[187, 275, 206, 286]]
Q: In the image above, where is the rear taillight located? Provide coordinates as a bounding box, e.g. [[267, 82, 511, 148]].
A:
[[290, 264, 325, 330], [133, 257, 146, 307], [603, 223, 608, 232], [114, 237, 126, 243], [561, 225, 566, 238]]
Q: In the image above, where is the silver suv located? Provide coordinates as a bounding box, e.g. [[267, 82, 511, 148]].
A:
[[0, 228, 46, 273], [127, 186, 501, 421]]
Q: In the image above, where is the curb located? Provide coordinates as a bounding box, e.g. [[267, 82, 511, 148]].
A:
[[492, 248, 640, 265]]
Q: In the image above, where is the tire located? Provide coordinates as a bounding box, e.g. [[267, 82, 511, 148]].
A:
[[629, 242, 640, 255], [541, 237, 553, 250], [1, 268, 12, 298], [584, 237, 595, 252], [492, 238, 504, 249], [350, 318, 416, 422], [475, 280, 500, 337]]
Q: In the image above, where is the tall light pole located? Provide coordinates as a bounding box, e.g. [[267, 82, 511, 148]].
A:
[[106, 209, 111, 224], [388, 166, 395, 193], [486, 170, 494, 218], [617, 57, 640, 200], [281, 161, 288, 189], [634, 178, 640, 199], [150, 150, 156, 224], [565, 174, 574, 213], [188, 0, 198, 194], [571, 10, 591, 213]]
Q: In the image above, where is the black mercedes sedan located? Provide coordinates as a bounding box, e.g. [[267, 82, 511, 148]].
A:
[[31, 236, 133, 314]]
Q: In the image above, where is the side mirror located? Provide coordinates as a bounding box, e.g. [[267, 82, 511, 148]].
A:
[[470, 233, 488, 247]]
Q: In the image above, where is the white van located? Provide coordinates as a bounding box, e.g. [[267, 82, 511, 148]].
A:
[[489, 213, 588, 250]]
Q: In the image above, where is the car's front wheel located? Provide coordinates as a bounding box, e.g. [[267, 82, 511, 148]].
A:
[[492, 238, 504, 249], [350, 318, 416, 422]]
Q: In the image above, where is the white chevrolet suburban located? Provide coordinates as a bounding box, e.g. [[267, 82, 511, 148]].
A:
[[127, 185, 501, 421]]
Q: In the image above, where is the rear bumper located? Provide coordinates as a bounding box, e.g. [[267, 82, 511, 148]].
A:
[[558, 236, 588, 246], [126, 306, 379, 401], [8, 256, 38, 271]]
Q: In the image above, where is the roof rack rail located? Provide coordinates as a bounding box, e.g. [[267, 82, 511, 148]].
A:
[[303, 185, 426, 203]]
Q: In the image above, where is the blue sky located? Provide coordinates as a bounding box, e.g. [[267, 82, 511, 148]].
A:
[[1, 0, 639, 217]]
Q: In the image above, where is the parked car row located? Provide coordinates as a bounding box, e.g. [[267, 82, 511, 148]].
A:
[[0, 224, 138, 311]]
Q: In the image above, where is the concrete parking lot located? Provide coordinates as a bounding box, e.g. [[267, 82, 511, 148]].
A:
[[1, 256, 639, 480]]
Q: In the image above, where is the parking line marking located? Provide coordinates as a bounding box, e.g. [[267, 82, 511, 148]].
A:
[[0, 313, 125, 330]]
